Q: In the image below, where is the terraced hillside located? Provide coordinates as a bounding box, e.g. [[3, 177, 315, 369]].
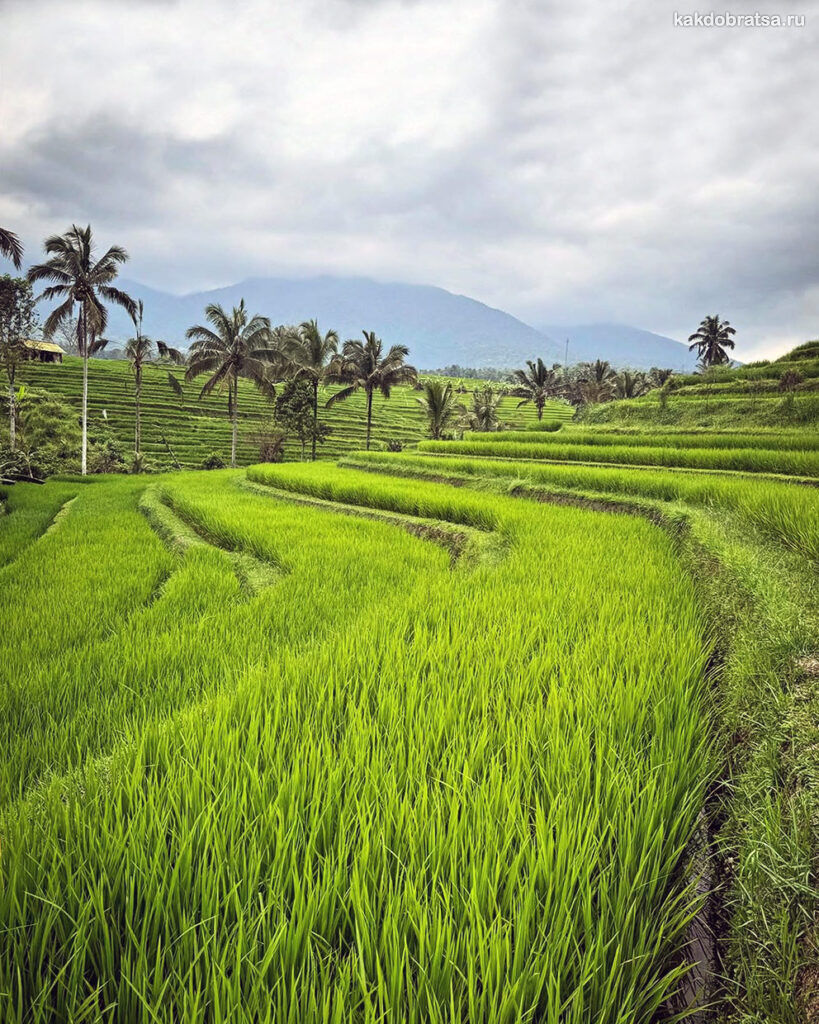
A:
[[15, 356, 574, 467], [582, 340, 819, 428], [0, 419, 816, 1022]]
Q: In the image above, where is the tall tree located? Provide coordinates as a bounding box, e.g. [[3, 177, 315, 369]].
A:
[[612, 370, 649, 400], [649, 367, 674, 388], [287, 319, 339, 460], [185, 300, 276, 467], [326, 330, 417, 450], [0, 276, 38, 450], [578, 359, 616, 404], [511, 358, 560, 419], [461, 386, 502, 432], [0, 229, 23, 270], [28, 225, 135, 474], [417, 379, 457, 439], [125, 300, 154, 458], [274, 378, 329, 460], [688, 315, 736, 367]]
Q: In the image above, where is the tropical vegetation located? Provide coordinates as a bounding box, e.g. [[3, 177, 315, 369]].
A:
[[0, 227, 23, 269], [2, 221, 818, 1023], [184, 300, 277, 467], [326, 330, 418, 449], [27, 224, 135, 474], [511, 356, 561, 418], [688, 313, 737, 367]]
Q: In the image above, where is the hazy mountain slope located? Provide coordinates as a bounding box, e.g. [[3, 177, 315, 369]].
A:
[[539, 323, 698, 371], [107, 276, 562, 369], [93, 275, 695, 370]]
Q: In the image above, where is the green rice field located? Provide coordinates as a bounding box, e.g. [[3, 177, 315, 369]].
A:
[[14, 356, 573, 467], [0, 418, 817, 1022]]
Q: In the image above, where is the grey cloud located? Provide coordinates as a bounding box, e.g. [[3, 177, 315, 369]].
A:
[[1, 0, 817, 356]]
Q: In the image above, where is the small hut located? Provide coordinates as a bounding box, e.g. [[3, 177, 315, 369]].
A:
[[22, 339, 65, 364]]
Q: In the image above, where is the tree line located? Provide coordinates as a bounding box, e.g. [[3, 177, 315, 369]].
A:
[[1, 222, 739, 472]]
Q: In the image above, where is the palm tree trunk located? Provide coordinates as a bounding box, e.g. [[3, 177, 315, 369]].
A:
[[79, 304, 88, 476], [135, 363, 142, 456], [312, 378, 318, 461], [231, 374, 238, 468], [366, 388, 373, 450], [80, 352, 88, 475]]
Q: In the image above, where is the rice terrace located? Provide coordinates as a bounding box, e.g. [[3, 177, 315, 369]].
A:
[[1, 2, 818, 1021], [1, 228, 818, 1023]]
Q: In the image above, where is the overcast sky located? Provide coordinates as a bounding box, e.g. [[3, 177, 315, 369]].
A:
[[1, 0, 816, 359]]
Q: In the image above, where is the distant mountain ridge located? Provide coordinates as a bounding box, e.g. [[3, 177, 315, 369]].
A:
[[93, 274, 697, 371], [538, 323, 698, 372]]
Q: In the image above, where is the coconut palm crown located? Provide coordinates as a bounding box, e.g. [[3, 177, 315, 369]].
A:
[[326, 330, 417, 449], [27, 224, 135, 474], [511, 358, 561, 419], [688, 314, 736, 367], [0, 228, 23, 270], [286, 319, 339, 460], [461, 386, 502, 432], [417, 379, 457, 440], [185, 300, 277, 467]]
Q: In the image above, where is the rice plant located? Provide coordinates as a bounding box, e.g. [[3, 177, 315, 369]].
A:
[[0, 465, 711, 1022], [417, 437, 819, 477]]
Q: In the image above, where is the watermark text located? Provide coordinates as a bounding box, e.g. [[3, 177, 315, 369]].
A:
[[674, 11, 806, 27]]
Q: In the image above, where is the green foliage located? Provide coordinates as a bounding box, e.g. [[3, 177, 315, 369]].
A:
[[511, 357, 562, 418], [0, 277, 39, 450], [688, 313, 737, 367], [0, 468, 710, 1021], [460, 385, 504, 432], [0, 276, 38, 355], [326, 330, 418, 449], [201, 451, 226, 470], [416, 379, 458, 439], [775, 339, 819, 362], [0, 406, 816, 1020], [275, 378, 331, 458], [1, 389, 81, 478], [86, 430, 126, 474], [418, 435, 819, 478], [16, 356, 561, 468]]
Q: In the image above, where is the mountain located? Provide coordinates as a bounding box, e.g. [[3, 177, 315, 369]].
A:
[[88, 274, 697, 371], [537, 323, 698, 372], [104, 276, 562, 370]]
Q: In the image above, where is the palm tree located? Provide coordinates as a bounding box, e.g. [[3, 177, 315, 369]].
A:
[[649, 367, 674, 388], [460, 386, 501, 432], [156, 340, 185, 364], [417, 379, 457, 439], [578, 359, 616, 404], [287, 319, 339, 460], [511, 358, 560, 419], [185, 301, 277, 467], [612, 370, 649, 400], [0, 229, 23, 269], [688, 315, 736, 367], [125, 300, 154, 458], [326, 330, 417, 450], [28, 225, 135, 474]]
